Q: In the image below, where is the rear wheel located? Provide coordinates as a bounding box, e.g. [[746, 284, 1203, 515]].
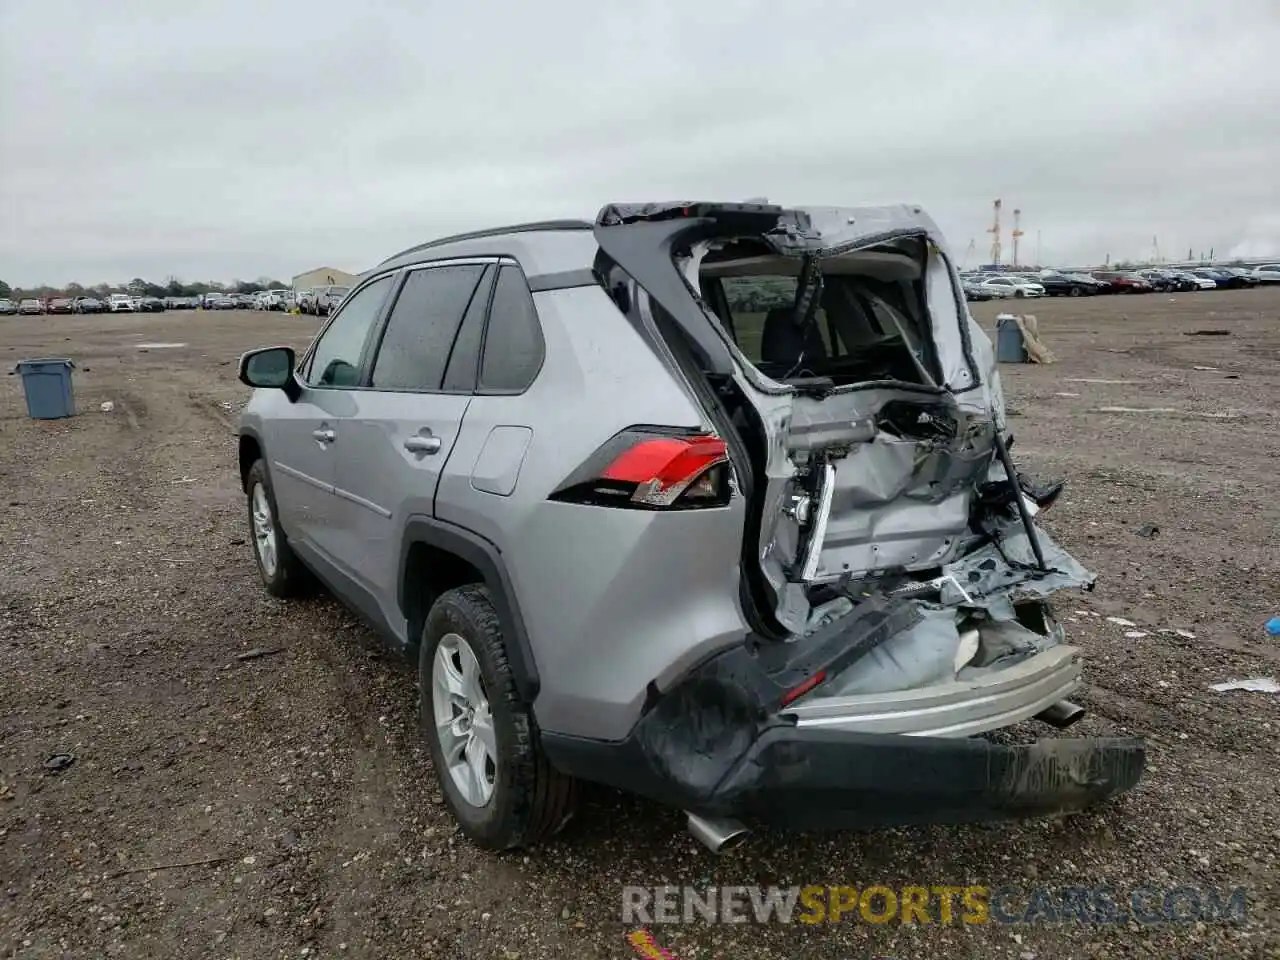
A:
[[1069, 286, 1082, 297], [419, 585, 577, 850]]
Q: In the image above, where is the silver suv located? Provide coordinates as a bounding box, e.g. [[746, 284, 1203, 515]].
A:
[[237, 202, 1144, 852]]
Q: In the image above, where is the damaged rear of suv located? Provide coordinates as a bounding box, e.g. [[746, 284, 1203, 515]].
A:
[[541, 202, 1144, 848], [237, 200, 1143, 853]]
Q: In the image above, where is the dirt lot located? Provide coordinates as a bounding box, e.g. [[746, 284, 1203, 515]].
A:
[[1, 290, 1278, 960]]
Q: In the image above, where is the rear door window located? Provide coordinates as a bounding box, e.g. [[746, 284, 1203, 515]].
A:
[[369, 263, 487, 392]]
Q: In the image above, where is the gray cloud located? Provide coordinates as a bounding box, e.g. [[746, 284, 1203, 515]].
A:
[[2, 0, 1278, 286]]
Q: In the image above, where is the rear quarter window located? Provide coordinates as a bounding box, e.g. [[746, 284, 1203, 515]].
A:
[[478, 265, 545, 393]]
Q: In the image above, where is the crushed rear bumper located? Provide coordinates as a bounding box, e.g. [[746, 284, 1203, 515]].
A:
[[542, 599, 1145, 829], [544, 718, 1144, 831]]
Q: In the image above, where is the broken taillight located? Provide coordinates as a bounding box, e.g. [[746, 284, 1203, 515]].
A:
[[550, 428, 732, 509]]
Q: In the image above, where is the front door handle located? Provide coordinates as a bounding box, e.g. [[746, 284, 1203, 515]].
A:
[[312, 428, 336, 444], [404, 433, 442, 455]]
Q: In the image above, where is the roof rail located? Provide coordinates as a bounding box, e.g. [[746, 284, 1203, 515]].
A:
[[378, 219, 594, 266]]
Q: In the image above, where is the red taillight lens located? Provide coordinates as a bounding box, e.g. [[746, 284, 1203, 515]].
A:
[[551, 429, 732, 510], [780, 670, 827, 707]]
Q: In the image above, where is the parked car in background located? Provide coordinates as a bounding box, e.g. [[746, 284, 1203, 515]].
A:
[[961, 277, 995, 301], [1133, 270, 1179, 292], [314, 285, 350, 316], [72, 296, 104, 313], [296, 289, 316, 314], [213, 294, 237, 310], [47, 297, 75, 314], [1092, 272, 1151, 293], [253, 290, 288, 311], [1192, 268, 1249, 290], [0, 298, 18, 315], [136, 296, 166, 313], [107, 294, 135, 312], [1221, 268, 1259, 287], [1061, 272, 1110, 293], [19, 298, 46, 315], [1036, 272, 1098, 297], [973, 275, 1044, 298], [1167, 271, 1215, 290], [1251, 264, 1280, 284]]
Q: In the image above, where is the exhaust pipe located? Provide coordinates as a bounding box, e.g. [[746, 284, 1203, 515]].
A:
[[1036, 699, 1086, 729], [687, 812, 750, 854]]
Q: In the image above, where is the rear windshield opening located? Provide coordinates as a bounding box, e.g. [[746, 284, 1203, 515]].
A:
[[698, 243, 942, 388]]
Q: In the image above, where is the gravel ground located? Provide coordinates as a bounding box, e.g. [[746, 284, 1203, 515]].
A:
[[1, 290, 1278, 960]]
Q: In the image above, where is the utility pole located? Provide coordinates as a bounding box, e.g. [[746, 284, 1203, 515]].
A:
[[1011, 208, 1024, 268], [987, 200, 1002, 267]]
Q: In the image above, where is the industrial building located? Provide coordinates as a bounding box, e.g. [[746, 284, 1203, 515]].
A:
[[291, 266, 357, 291]]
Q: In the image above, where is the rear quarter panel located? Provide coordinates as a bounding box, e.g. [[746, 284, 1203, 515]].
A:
[[435, 284, 753, 741]]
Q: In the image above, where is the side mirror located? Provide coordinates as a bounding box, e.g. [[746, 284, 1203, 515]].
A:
[[238, 346, 300, 401]]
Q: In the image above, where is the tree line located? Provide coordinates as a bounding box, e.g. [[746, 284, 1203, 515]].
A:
[[0, 277, 290, 301]]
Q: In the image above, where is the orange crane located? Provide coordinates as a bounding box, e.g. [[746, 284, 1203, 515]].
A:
[[1011, 208, 1025, 268], [987, 199, 1002, 266]]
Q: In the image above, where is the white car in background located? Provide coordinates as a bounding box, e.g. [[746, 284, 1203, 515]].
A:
[[973, 276, 1045, 299], [108, 294, 135, 312], [1251, 264, 1280, 284]]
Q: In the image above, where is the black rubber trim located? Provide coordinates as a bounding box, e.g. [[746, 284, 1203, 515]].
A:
[[398, 517, 540, 702], [291, 540, 402, 646], [526, 268, 601, 293]]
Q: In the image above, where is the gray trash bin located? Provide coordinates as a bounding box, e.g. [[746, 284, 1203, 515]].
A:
[[13, 358, 77, 419]]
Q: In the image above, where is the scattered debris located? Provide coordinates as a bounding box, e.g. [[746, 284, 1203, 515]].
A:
[[168, 477, 198, 484], [1054, 392, 1080, 398], [1265, 617, 1280, 637], [1124, 631, 1150, 639], [1013, 315, 1056, 364], [1106, 617, 1138, 627], [1096, 406, 1243, 421], [157, 558, 195, 563], [1065, 378, 1145, 385], [1185, 329, 1231, 337], [43, 753, 75, 774], [100, 401, 114, 413], [136, 342, 188, 349], [108, 855, 228, 879], [1158, 628, 1198, 639], [236, 647, 285, 662], [1209, 678, 1280, 694], [1136, 523, 1160, 538], [1192, 365, 1219, 372]]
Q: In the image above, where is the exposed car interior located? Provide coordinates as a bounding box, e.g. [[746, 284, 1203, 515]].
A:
[[696, 237, 943, 388]]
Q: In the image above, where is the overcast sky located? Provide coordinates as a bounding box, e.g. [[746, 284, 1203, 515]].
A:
[[2, 0, 1278, 287]]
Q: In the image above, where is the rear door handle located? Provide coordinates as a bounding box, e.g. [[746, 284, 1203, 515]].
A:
[[404, 433, 442, 455], [312, 428, 335, 444]]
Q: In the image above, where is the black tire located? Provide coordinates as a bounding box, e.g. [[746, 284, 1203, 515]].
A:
[[419, 584, 577, 850], [245, 459, 312, 598], [1069, 286, 1082, 297], [1014, 289, 1025, 298]]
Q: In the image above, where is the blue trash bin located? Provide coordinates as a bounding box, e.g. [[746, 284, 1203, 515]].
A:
[[13, 358, 77, 419], [995, 315, 1029, 364]]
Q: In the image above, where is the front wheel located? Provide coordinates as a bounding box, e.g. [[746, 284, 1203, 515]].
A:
[[1014, 289, 1025, 298], [245, 459, 312, 597], [1069, 286, 1082, 297], [419, 585, 577, 850]]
